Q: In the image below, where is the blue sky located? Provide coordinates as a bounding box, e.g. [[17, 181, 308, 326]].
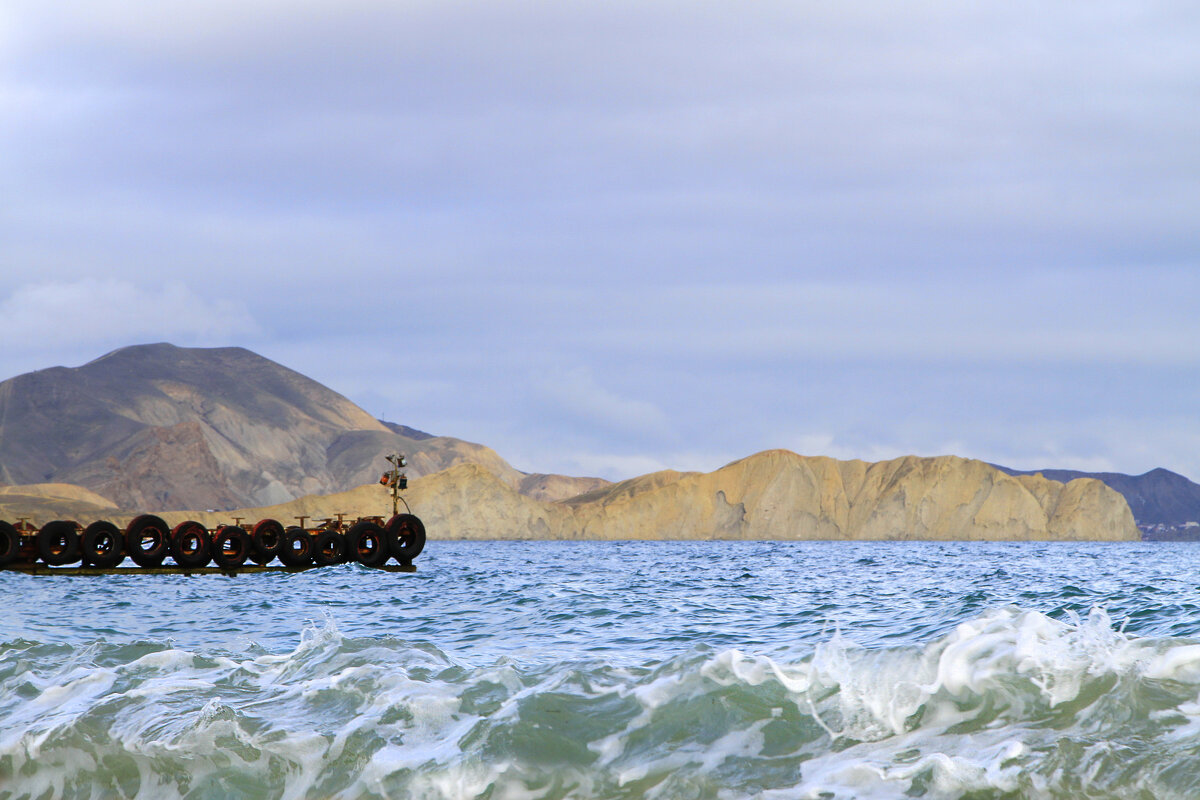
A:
[[2, 1, 1199, 480]]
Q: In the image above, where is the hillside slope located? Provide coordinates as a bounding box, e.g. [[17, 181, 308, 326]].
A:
[[0, 343, 606, 510]]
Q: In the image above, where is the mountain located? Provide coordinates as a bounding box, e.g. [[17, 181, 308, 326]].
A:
[[0, 343, 607, 511], [103, 450, 1138, 542], [0, 345, 1145, 540], [993, 465, 1200, 527]]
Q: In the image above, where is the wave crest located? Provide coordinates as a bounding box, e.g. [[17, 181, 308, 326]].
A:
[[5, 608, 1200, 799]]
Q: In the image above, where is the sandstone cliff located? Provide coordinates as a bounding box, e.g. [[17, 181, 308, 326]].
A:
[[557, 450, 1138, 541], [18, 449, 1134, 541]]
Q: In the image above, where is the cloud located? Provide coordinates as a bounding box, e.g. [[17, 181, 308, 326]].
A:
[[0, 279, 258, 356], [490, 445, 739, 483], [782, 411, 1200, 483], [2, 1, 1199, 484], [540, 452, 676, 481], [565, 274, 1200, 367], [537, 367, 670, 439], [788, 432, 946, 465]]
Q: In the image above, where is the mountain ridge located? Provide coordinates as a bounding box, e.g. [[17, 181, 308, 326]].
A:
[[992, 464, 1200, 530], [0, 343, 606, 510], [0, 344, 1152, 540], [56, 449, 1137, 542]]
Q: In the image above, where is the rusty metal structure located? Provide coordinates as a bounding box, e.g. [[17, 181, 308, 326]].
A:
[[0, 454, 424, 575]]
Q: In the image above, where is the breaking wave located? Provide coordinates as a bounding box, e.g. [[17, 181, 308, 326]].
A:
[[6, 607, 1200, 799]]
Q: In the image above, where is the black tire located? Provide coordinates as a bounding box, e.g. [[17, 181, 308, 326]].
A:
[[38, 520, 81, 566], [251, 518, 285, 564], [386, 513, 426, 563], [211, 525, 250, 569], [278, 527, 314, 568], [248, 549, 274, 566], [348, 520, 389, 568], [125, 514, 171, 568], [81, 520, 124, 567], [0, 520, 20, 567], [171, 521, 212, 568], [312, 530, 346, 567]]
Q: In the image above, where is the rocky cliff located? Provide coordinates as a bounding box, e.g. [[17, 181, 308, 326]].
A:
[[74, 449, 1136, 541], [995, 464, 1200, 528], [557, 450, 1138, 541]]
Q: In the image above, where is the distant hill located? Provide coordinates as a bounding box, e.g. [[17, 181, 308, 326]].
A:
[[101, 450, 1138, 543], [992, 465, 1200, 527], [0, 343, 607, 511]]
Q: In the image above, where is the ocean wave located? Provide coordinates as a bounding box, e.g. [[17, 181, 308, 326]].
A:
[[5, 607, 1200, 799]]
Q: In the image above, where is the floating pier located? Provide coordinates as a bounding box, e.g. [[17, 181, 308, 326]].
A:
[[5, 563, 417, 576], [0, 454, 424, 575]]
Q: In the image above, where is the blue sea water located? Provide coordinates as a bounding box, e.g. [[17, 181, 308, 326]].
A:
[[4, 540, 1200, 799]]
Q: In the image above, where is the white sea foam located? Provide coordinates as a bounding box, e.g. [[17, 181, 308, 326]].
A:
[[8, 585, 1200, 799]]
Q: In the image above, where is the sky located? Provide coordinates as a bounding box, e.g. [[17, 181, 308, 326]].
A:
[[2, 1, 1199, 481]]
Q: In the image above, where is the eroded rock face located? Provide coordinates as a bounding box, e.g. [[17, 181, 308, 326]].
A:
[[553, 451, 1138, 541], [130, 450, 1138, 542]]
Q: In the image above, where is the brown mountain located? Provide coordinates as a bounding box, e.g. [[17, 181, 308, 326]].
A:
[[0, 345, 1142, 542], [0, 343, 606, 511]]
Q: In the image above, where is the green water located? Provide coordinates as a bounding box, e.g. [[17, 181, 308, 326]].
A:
[[4, 540, 1200, 798]]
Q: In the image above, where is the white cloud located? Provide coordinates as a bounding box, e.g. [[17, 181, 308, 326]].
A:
[[497, 446, 740, 482], [2, 1, 1198, 484], [549, 453, 675, 480], [537, 367, 670, 439], [570, 274, 1200, 367], [788, 433, 920, 465], [990, 418, 1200, 480], [0, 279, 259, 354]]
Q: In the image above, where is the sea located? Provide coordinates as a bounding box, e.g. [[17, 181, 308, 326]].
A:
[[4, 539, 1200, 799]]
